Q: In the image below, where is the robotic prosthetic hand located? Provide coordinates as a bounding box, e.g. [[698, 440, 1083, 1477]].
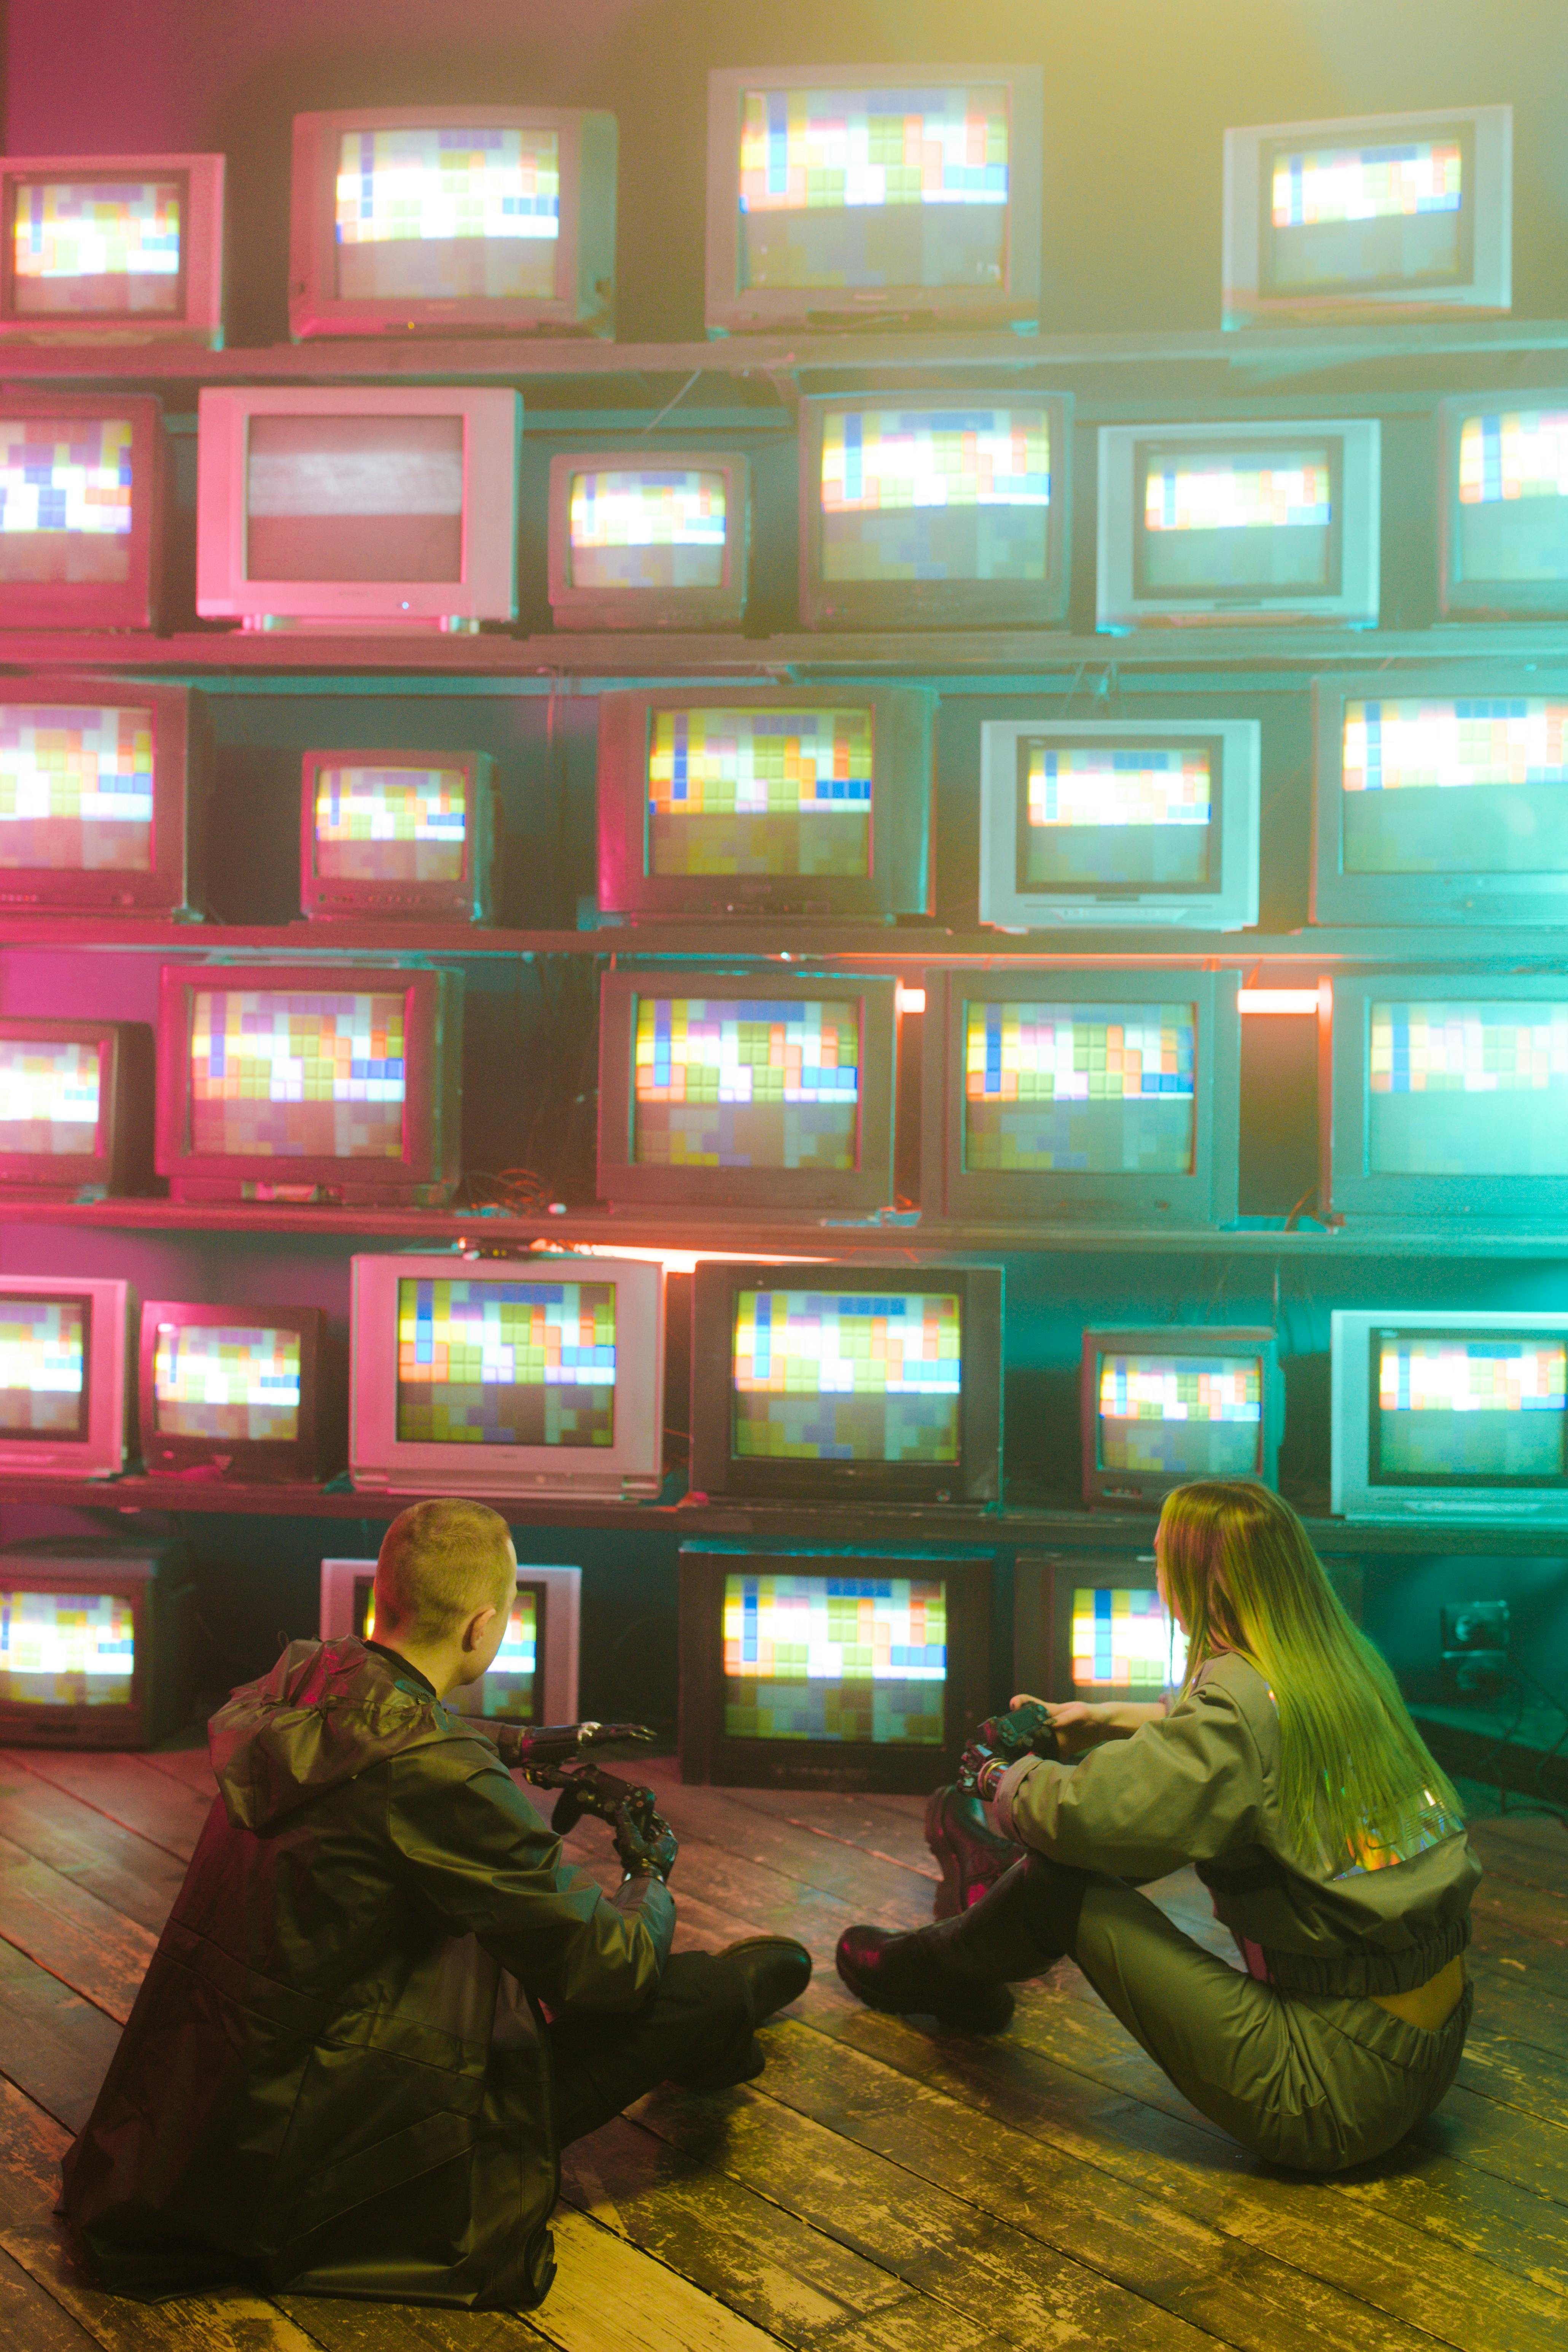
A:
[[489, 1719, 679, 1883], [955, 1700, 1061, 1804]]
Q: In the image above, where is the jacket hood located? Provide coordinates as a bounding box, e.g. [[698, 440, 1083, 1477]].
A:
[[210, 1637, 458, 1832]]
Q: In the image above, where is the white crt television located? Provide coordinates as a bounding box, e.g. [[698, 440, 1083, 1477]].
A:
[[349, 1253, 665, 1501], [0, 1275, 132, 1478], [320, 1555, 581, 1722], [979, 717, 1261, 930]]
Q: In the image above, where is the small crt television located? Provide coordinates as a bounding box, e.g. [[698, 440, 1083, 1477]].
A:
[[979, 717, 1261, 931], [300, 747, 498, 924], [1332, 1309, 1568, 1525], [1096, 419, 1380, 630], [678, 1545, 993, 1793], [690, 1260, 1003, 1505], [290, 105, 617, 340], [320, 1555, 581, 1723], [349, 1252, 665, 1501], [1014, 1552, 1187, 1705], [155, 963, 462, 1207], [0, 393, 166, 631], [1312, 670, 1568, 926], [596, 684, 933, 921], [0, 1539, 194, 1749], [706, 64, 1044, 335], [1080, 1326, 1283, 1510], [547, 450, 751, 632], [596, 968, 898, 1216], [138, 1300, 335, 1483], [924, 967, 1242, 1228], [1223, 105, 1511, 328], [0, 1018, 153, 1200], [1323, 972, 1568, 1229], [0, 1275, 133, 1479], [0, 678, 207, 916], [196, 385, 521, 632], [799, 390, 1070, 632], [0, 154, 224, 345], [1439, 394, 1568, 618]]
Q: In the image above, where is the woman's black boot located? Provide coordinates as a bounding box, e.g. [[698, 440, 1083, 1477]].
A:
[[836, 1852, 1089, 2033]]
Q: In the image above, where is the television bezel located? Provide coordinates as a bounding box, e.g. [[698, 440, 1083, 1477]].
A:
[[1095, 417, 1381, 629], [299, 746, 498, 923], [678, 1545, 994, 1792], [0, 153, 225, 346], [0, 1275, 132, 1479], [289, 105, 618, 341], [1331, 1307, 1568, 1523], [0, 393, 166, 632], [0, 675, 207, 914], [978, 715, 1261, 931], [154, 961, 462, 1206], [319, 1555, 582, 1721], [0, 1543, 193, 1748], [1222, 104, 1512, 328], [195, 384, 521, 629], [1079, 1324, 1283, 1509], [595, 681, 934, 921], [138, 1299, 331, 1484], [705, 62, 1044, 336], [348, 1251, 666, 1501], [1437, 391, 1568, 619], [923, 965, 1242, 1228], [546, 449, 751, 632], [0, 1017, 153, 1199], [1013, 1549, 1183, 1704]]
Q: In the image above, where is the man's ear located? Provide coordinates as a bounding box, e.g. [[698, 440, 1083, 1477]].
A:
[[463, 1603, 498, 1655]]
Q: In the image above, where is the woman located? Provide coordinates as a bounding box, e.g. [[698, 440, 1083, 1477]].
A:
[[836, 1481, 1479, 2174]]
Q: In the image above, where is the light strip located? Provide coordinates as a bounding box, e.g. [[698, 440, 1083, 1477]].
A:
[[1238, 988, 1321, 1015]]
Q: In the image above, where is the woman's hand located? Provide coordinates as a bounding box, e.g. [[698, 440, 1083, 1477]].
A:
[[1010, 1692, 1166, 1752]]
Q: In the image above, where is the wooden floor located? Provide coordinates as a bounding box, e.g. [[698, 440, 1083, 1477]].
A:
[[1, 1750, 1566, 2352]]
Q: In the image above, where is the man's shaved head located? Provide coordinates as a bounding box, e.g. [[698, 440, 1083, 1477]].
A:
[[373, 1497, 515, 1646]]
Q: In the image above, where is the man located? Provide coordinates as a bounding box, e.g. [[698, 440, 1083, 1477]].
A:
[[59, 1497, 810, 2310]]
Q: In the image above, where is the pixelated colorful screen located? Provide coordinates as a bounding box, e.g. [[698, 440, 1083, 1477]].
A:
[[396, 1276, 615, 1449], [0, 1295, 87, 1438], [722, 1571, 946, 1745], [963, 1001, 1196, 1176], [633, 995, 860, 1173], [1375, 1337, 1568, 1482], [334, 127, 559, 303], [153, 1322, 301, 1445], [1020, 741, 1214, 891], [1340, 697, 1568, 877], [1456, 411, 1568, 586], [0, 703, 153, 873], [186, 988, 408, 1164], [646, 705, 872, 880], [1096, 1353, 1263, 1478], [0, 417, 134, 586], [737, 84, 1009, 295], [313, 764, 467, 885], [1264, 135, 1467, 296], [11, 177, 182, 317], [0, 1036, 102, 1161], [1138, 446, 1336, 597], [732, 1288, 960, 1466], [568, 469, 728, 592], [1369, 1000, 1568, 1177], [0, 1590, 135, 1706], [1072, 1587, 1185, 1692], [246, 413, 465, 584], [818, 407, 1049, 587]]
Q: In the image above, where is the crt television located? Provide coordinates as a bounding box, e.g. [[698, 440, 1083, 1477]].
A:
[[678, 1545, 993, 1792], [196, 385, 521, 632], [0, 1540, 193, 1749], [320, 1555, 581, 1723], [1332, 1309, 1568, 1525], [595, 968, 898, 1216], [0, 1275, 132, 1479], [1439, 395, 1568, 618], [1223, 105, 1512, 328], [596, 684, 933, 921], [799, 391, 1070, 631], [349, 1252, 665, 1501], [155, 963, 463, 1208], [923, 966, 1242, 1227], [979, 716, 1261, 931], [547, 451, 750, 632], [706, 64, 1044, 335], [1080, 1326, 1283, 1510], [690, 1260, 1003, 1505], [1096, 419, 1380, 630], [0, 1018, 153, 1199], [0, 154, 224, 345], [1311, 671, 1568, 927], [138, 1300, 334, 1484], [0, 394, 166, 631], [1013, 1552, 1187, 1703], [299, 747, 498, 924], [0, 678, 207, 916]]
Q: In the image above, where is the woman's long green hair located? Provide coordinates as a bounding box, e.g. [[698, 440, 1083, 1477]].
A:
[[1157, 1480, 1462, 1871]]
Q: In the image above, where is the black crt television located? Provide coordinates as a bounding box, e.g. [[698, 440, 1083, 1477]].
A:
[[0, 1018, 153, 1199], [0, 1538, 194, 1748], [1012, 1550, 1187, 1704], [547, 450, 751, 632], [1080, 1325, 1283, 1509], [137, 1299, 337, 1483]]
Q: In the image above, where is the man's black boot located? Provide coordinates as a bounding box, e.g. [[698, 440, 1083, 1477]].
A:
[[925, 1784, 1018, 1919], [837, 1851, 1089, 2034], [722, 1936, 813, 2026]]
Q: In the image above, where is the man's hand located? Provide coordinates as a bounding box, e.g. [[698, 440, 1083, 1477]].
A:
[[612, 1795, 678, 1882], [956, 1699, 1060, 1801]]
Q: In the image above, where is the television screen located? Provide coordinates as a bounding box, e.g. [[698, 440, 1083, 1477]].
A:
[[963, 999, 1197, 1176], [0, 397, 164, 629], [0, 155, 224, 344], [721, 1567, 946, 1745], [1096, 1351, 1263, 1478], [0, 1035, 100, 1161], [396, 1272, 616, 1450], [151, 1321, 301, 1443], [249, 412, 464, 583], [1342, 694, 1568, 877], [0, 699, 150, 866], [1332, 1310, 1568, 1520], [1440, 399, 1568, 616], [1024, 743, 1212, 889], [0, 1016, 153, 1202], [1072, 1585, 1184, 1693], [300, 748, 495, 923], [0, 1586, 135, 1703], [548, 450, 750, 631], [1367, 997, 1568, 1178], [0, 1292, 87, 1437]]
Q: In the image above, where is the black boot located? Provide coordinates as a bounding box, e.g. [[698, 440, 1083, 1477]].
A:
[[925, 1784, 1018, 1919], [722, 1936, 813, 2026], [836, 1852, 1089, 2034]]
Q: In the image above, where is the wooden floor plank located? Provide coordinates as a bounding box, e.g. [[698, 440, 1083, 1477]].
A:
[[0, 1835, 155, 2023], [0, 1758, 188, 1936], [134, 1751, 216, 1797], [529, 2207, 792, 2352], [0, 2076, 72, 2234], [8, 1754, 212, 1863], [0, 1933, 123, 2134], [277, 2287, 558, 2349], [0, 2224, 328, 2352], [0, 2244, 103, 2352]]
